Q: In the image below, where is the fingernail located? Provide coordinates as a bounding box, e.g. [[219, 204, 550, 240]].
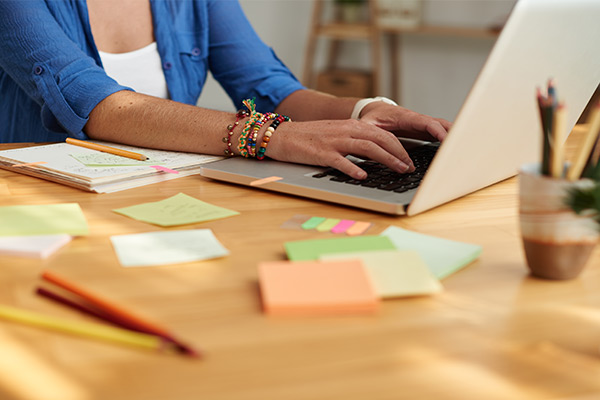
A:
[[395, 160, 410, 173]]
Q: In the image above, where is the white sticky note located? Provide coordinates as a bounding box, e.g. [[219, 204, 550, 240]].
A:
[[0, 234, 71, 259], [110, 229, 229, 267], [320, 250, 442, 298]]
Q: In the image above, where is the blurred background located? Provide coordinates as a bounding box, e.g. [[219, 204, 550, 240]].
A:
[[197, 0, 518, 122]]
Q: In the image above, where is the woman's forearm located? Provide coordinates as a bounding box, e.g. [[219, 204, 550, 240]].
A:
[[275, 89, 359, 121], [84, 90, 234, 155]]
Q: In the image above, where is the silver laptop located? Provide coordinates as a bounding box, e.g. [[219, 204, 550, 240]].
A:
[[201, 0, 600, 216]]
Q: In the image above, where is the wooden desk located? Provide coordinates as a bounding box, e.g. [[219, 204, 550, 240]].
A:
[[0, 129, 599, 400]]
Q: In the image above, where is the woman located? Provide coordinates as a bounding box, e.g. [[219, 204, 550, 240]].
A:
[[0, 0, 451, 180]]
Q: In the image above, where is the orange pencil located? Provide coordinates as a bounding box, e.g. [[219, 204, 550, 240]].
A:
[[41, 270, 199, 357], [66, 138, 148, 161]]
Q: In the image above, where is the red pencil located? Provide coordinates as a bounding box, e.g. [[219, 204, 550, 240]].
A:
[[40, 271, 199, 357]]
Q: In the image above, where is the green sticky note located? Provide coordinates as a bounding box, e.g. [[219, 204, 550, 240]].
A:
[[284, 235, 396, 261], [380, 226, 482, 279], [0, 203, 89, 236], [315, 218, 341, 232], [113, 193, 239, 227], [301, 216, 326, 230]]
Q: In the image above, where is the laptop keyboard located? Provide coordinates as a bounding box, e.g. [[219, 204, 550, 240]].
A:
[[311, 144, 439, 193]]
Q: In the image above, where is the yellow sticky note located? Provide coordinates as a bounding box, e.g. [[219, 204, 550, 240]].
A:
[[315, 218, 341, 232], [0, 203, 88, 237], [320, 250, 442, 298], [113, 193, 239, 227], [258, 259, 379, 315]]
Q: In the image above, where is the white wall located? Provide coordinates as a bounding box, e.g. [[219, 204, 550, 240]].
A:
[[197, 0, 517, 121]]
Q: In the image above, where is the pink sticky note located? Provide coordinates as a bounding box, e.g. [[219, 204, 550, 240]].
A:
[[330, 219, 356, 234], [150, 165, 178, 174]]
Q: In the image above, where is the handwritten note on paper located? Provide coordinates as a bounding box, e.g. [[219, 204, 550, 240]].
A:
[[320, 250, 442, 298], [70, 153, 161, 167], [380, 226, 482, 279], [110, 229, 229, 267], [0, 203, 88, 236], [0, 142, 221, 179], [113, 193, 239, 227]]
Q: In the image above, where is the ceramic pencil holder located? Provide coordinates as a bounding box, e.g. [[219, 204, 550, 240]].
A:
[[519, 163, 599, 280]]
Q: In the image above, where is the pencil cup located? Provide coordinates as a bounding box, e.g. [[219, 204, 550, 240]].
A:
[[519, 163, 599, 280]]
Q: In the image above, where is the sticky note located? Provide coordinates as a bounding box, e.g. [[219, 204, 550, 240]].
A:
[[110, 229, 229, 267], [315, 218, 340, 232], [320, 250, 442, 298], [150, 165, 178, 174], [258, 259, 379, 315], [330, 219, 356, 234], [0, 203, 89, 236], [0, 234, 72, 259], [284, 235, 396, 261], [113, 193, 239, 227], [250, 176, 283, 186], [345, 221, 372, 236], [381, 226, 482, 279], [301, 216, 327, 230], [280, 214, 312, 230]]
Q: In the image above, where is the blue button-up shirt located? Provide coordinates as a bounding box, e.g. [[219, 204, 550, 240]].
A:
[[0, 0, 304, 143]]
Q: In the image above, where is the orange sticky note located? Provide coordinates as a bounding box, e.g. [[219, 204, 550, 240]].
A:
[[250, 176, 283, 186], [258, 260, 379, 315]]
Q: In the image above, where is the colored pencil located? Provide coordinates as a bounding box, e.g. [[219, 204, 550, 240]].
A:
[[567, 101, 600, 180], [40, 271, 199, 357], [0, 304, 168, 352], [550, 103, 566, 178], [66, 138, 148, 161], [537, 88, 554, 176]]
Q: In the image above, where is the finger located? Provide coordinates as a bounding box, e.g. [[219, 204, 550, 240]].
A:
[[425, 119, 451, 142], [350, 127, 415, 169], [343, 138, 413, 175], [329, 155, 369, 180]]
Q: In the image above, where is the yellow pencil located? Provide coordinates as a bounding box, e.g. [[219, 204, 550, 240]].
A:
[[0, 304, 167, 352], [66, 138, 148, 161], [567, 102, 600, 180], [550, 104, 566, 178]]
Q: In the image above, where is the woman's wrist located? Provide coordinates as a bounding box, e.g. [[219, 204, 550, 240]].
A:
[[351, 96, 398, 119]]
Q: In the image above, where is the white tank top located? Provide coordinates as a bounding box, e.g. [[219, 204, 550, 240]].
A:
[[98, 42, 169, 99]]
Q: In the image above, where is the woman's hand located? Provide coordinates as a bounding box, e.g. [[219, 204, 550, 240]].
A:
[[359, 101, 452, 142], [266, 119, 416, 180]]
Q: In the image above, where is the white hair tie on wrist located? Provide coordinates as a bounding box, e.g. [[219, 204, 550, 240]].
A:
[[351, 96, 398, 120]]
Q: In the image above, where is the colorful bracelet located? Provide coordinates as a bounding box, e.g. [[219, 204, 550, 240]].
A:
[[248, 112, 276, 157], [238, 99, 263, 158], [223, 109, 249, 156], [256, 114, 291, 160]]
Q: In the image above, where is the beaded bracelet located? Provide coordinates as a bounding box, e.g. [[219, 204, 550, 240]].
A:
[[248, 112, 276, 157], [223, 109, 249, 156], [238, 99, 263, 158], [238, 112, 264, 157], [256, 114, 291, 160]]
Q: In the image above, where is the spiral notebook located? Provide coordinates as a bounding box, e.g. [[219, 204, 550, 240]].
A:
[[0, 141, 222, 193]]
